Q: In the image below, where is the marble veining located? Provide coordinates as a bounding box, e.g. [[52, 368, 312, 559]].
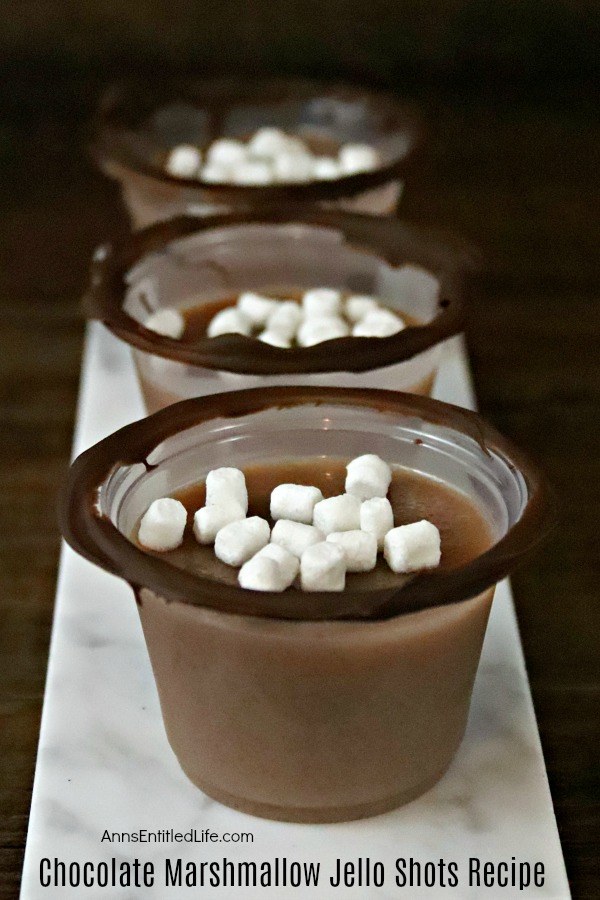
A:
[[20, 326, 570, 898]]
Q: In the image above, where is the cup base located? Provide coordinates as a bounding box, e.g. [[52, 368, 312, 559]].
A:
[[178, 758, 455, 824]]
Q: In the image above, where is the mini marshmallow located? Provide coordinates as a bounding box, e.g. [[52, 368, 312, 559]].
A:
[[326, 530, 377, 572], [193, 501, 245, 545], [237, 292, 278, 327], [360, 497, 394, 550], [345, 294, 380, 323], [238, 555, 287, 592], [206, 138, 247, 167], [214, 516, 270, 567], [302, 287, 343, 318], [270, 484, 324, 525], [231, 160, 274, 185], [266, 301, 303, 342], [257, 330, 291, 348], [313, 156, 341, 180], [207, 308, 252, 338], [247, 127, 294, 159], [144, 308, 185, 339], [138, 498, 187, 552], [297, 316, 349, 347], [200, 163, 230, 184], [254, 542, 299, 587], [301, 542, 346, 592], [352, 308, 405, 338], [272, 151, 314, 183], [165, 144, 202, 178], [345, 454, 392, 501], [384, 520, 441, 573], [313, 493, 361, 535], [205, 467, 248, 514], [339, 143, 379, 175], [271, 519, 324, 558]]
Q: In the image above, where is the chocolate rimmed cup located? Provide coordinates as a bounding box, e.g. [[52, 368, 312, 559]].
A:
[[94, 77, 423, 227], [59, 388, 555, 823], [85, 208, 471, 412]]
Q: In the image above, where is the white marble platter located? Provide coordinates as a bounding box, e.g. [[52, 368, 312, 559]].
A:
[[20, 324, 570, 899]]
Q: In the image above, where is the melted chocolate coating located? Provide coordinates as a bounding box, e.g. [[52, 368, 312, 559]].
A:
[[59, 387, 557, 622], [93, 77, 424, 202], [84, 207, 472, 375]]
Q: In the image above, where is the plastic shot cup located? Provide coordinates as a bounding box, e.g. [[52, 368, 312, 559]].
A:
[[60, 387, 555, 823], [85, 207, 472, 413], [93, 78, 423, 228]]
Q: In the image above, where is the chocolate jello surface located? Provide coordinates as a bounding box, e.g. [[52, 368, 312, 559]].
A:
[[139, 460, 493, 594], [86, 209, 470, 411], [94, 78, 423, 226], [60, 388, 554, 821]]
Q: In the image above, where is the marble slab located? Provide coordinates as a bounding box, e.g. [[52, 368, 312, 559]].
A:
[[21, 324, 570, 899]]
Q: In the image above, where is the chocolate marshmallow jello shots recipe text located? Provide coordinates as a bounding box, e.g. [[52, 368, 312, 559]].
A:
[[85, 208, 470, 412], [60, 387, 555, 823], [94, 78, 422, 227]]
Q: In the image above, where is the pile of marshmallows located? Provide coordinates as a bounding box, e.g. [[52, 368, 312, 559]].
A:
[[144, 288, 406, 347], [164, 127, 380, 185], [138, 455, 441, 593]]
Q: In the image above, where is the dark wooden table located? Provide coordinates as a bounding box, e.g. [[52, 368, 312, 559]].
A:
[[1, 83, 598, 898]]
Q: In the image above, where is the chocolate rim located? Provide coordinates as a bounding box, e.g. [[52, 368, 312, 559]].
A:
[[93, 76, 424, 202], [84, 207, 471, 375], [59, 387, 557, 622]]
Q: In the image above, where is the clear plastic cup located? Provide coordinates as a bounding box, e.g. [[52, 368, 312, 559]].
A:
[[60, 387, 555, 823], [85, 208, 471, 412], [93, 78, 423, 228]]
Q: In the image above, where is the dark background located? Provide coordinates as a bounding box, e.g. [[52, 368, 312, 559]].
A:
[[0, 2, 598, 897]]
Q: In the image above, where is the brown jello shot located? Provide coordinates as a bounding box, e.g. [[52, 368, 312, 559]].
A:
[[60, 387, 555, 823], [93, 78, 423, 228], [85, 208, 469, 413]]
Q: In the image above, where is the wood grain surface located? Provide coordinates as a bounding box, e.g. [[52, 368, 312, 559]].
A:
[[0, 83, 598, 898]]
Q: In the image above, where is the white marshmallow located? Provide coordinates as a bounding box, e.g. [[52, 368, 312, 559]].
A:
[[345, 454, 392, 501], [257, 330, 291, 348], [313, 493, 361, 535], [270, 483, 324, 525], [207, 307, 252, 338], [345, 294, 380, 323], [272, 151, 314, 183], [205, 467, 248, 514], [254, 543, 299, 587], [200, 163, 231, 184], [384, 520, 441, 573], [144, 308, 185, 339], [297, 316, 349, 347], [327, 530, 377, 572], [302, 287, 342, 318], [266, 301, 303, 342], [352, 308, 405, 338], [237, 291, 278, 327], [238, 555, 287, 592], [247, 127, 294, 159], [301, 542, 346, 592], [360, 497, 394, 550], [206, 138, 247, 167], [313, 156, 341, 180], [339, 143, 380, 175], [395, 264, 440, 306], [231, 160, 273, 185], [271, 519, 324, 558], [138, 498, 187, 552], [165, 144, 202, 178], [193, 502, 245, 545], [214, 516, 270, 567]]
